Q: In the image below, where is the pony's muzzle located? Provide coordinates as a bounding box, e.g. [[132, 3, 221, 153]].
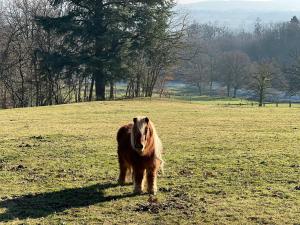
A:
[[135, 143, 143, 151]]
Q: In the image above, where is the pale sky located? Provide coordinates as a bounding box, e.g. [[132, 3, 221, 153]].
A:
[[177, 0, 272, 4]]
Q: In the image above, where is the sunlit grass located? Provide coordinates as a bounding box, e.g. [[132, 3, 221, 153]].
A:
[[0, 99, 299, 224]]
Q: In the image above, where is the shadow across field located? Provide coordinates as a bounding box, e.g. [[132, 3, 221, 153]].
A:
[[0, 182, 134, 222]]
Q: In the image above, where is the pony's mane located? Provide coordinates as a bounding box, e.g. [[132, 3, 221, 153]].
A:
[[150, 120, 164, 174], [131, 117, 164, 173]]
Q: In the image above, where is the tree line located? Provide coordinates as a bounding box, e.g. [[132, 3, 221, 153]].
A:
[[0, 0, 184, 108], [179, 17, 300, 106], [1, 0, 300, 109]]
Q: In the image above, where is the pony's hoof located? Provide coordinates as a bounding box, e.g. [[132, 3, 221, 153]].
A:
[[148, 190, 157, 195], [133, 188, 143, 195], [118, 180, 125, 186], [148, 187, 157, 195]]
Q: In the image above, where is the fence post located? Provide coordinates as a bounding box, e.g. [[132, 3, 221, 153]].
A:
[[289, 101, 292, 108], [276, 102, 278, 107]]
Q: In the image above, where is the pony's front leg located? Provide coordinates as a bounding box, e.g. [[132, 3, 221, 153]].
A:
[[133, 167, 145, 194], [147, 168, 158, 195]]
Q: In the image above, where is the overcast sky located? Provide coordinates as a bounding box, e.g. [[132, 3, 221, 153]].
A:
[[177, 0, 272, 4]]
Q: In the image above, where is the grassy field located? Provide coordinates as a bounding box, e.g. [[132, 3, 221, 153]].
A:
[[0, 99, 299, 224]]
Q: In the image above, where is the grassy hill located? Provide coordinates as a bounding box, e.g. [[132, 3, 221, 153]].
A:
[[0, 99, 299, 224]]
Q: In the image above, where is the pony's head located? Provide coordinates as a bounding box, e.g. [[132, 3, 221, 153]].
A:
[[131, 116, 151, 155]]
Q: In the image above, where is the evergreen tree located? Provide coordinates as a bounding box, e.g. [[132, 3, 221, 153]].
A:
[[36, 0, 175, 100]]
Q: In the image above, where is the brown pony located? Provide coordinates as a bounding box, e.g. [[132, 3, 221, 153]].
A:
[[117, 116, 163, 195]]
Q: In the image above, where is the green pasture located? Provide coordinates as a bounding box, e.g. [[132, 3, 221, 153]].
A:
[[0, 99, 299, 224]]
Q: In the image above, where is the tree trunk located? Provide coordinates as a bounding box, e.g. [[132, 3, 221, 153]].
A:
[[2, 88, 7, 109], [197, 82, 202, 96], [159, 78, 166, 98], [227, 85, 231, 97], [146, 68, 160, 98], [259, 88, 263, 107], [35, 74, 41, 107], [47, 72, 53, 106], [19, 63, 26, 107], [109, 80, 114, 100], [209, 57, 214, 96], [74, 83, 78, 103], [94, 71, 106, 101], [126, 79, 135, 98], [83, 77, 88, 101], [209, 81, 213, 96], [48, 83, 53, 106], [89, 77, 95, 101], [135, 74, 141, 97], [78, 79, 82, 102], [94, 18, 106, 101], [233, 87, 237, 98]]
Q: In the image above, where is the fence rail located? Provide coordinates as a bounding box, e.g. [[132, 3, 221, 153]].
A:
[[112, 93, 300, 108]]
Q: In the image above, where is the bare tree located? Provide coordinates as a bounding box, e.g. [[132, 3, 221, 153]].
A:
[[184, 53, 209, 95], [218, 50, 250, 97], [283, 51, 300, 98], [126, 15, 186, 98], [249, 61, 278, 106], [0, 0, 88, 108]]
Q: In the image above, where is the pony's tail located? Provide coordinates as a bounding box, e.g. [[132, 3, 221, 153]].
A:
[[154, 138, 164, 175], [159, 159, 165, 175]]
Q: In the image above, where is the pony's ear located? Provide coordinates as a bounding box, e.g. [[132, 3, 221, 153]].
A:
[[133, 117, 137, 123], [145, 117, 149, 124]]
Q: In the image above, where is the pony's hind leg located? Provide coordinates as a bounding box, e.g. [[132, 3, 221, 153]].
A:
[[118, 158, 128, 185], [126, 166, 133, 183]]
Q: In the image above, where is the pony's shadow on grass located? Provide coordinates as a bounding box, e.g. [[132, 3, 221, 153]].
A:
[[0, 182, 134, 222]]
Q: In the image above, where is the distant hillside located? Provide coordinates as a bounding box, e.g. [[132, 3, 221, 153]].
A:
[[176, 0, 300, 30]]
